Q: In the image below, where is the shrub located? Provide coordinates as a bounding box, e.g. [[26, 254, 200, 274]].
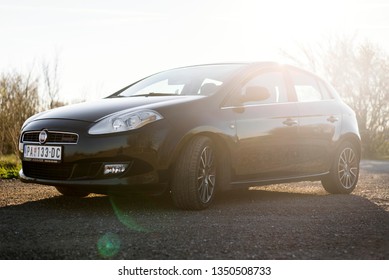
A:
[[0, 155, 21, 179]]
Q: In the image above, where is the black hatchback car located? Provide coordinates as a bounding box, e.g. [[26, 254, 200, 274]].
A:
[[19, 62, 361, 209]]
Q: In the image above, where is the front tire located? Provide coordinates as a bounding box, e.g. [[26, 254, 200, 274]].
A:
[[171, 136, 217, 210], [321, 141, 360, 194]]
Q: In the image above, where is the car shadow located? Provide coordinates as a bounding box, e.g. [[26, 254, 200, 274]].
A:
[[1, 185, 389, 260], [0, 185, 382, 213]]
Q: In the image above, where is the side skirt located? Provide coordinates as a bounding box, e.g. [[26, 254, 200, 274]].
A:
[[229, 172, 329, 189]]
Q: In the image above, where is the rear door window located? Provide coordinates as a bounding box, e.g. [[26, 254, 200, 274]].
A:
[[289, 70, 331, 102]]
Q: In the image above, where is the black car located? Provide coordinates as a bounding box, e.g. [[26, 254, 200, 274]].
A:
[[19, 62, 361, 210]]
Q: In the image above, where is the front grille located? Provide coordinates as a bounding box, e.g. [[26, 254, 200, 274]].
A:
[[22, 131, 78, 144], [23, 161, 74, 180]]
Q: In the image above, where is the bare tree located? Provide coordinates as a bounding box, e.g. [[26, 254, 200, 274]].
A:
[[41, 52, 61, 109], [0, 71, 40, 155], [282, 36, 389, 158]]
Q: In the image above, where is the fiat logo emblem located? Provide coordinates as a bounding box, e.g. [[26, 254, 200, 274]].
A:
[[39, 130, 48, 144]]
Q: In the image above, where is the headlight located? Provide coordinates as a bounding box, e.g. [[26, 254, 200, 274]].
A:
[[88, 109, 163, 135]]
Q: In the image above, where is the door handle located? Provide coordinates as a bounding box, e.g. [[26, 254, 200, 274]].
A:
[[283, 118, 298, 126], [327, 115, 339, 123]]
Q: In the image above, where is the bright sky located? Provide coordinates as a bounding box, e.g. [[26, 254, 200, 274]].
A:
[[1, 0, 389, 102]]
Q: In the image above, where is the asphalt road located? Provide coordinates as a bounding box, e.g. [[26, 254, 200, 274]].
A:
[[0, 160, 388, 259]]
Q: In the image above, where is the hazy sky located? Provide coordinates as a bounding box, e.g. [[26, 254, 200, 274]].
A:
[[1, 0, 389, 102]]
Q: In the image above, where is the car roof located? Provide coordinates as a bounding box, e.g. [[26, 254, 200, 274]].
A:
[[179, 61, 280, 68], [180, 62, 311, 74]]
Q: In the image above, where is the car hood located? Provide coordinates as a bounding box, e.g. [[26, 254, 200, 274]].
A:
[[30, 96, 205, 123]]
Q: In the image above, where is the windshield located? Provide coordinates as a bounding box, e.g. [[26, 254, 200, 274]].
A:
[[116, 64, 244, 97]]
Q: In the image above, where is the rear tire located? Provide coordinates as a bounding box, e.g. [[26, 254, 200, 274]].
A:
[[321, 141, 360, 194], [55, 186, 90, 197], [171, 136, 217, 210]]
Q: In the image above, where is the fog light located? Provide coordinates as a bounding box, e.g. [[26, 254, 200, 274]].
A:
[[104, 164, 128, 175]]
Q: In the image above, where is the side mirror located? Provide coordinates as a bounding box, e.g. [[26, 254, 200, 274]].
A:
[[241, 86, 271, 103]]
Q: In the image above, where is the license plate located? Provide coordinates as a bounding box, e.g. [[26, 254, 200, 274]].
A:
[[24, 145, 62, 163]]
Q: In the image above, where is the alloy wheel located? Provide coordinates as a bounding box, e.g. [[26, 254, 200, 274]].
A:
[[197, 146, 216, 204], [338, 147, 358, 189]]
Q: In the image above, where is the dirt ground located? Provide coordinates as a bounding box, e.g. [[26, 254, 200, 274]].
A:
[[0, 160, 388, 259]]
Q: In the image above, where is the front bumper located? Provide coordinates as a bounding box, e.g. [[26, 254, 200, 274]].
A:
[[19, 168, 168, 194], [19, 118, 172, 194]]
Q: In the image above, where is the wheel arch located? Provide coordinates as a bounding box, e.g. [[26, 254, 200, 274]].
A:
[[337, 133, 362, 159], [168, 129, 233, 190]]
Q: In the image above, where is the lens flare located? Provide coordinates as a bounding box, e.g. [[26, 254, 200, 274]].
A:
[[97, 232, 121, 258], [109, 196, 148, 232]]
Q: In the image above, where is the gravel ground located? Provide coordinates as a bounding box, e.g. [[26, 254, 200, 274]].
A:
[[0, 160, 388, 259]]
